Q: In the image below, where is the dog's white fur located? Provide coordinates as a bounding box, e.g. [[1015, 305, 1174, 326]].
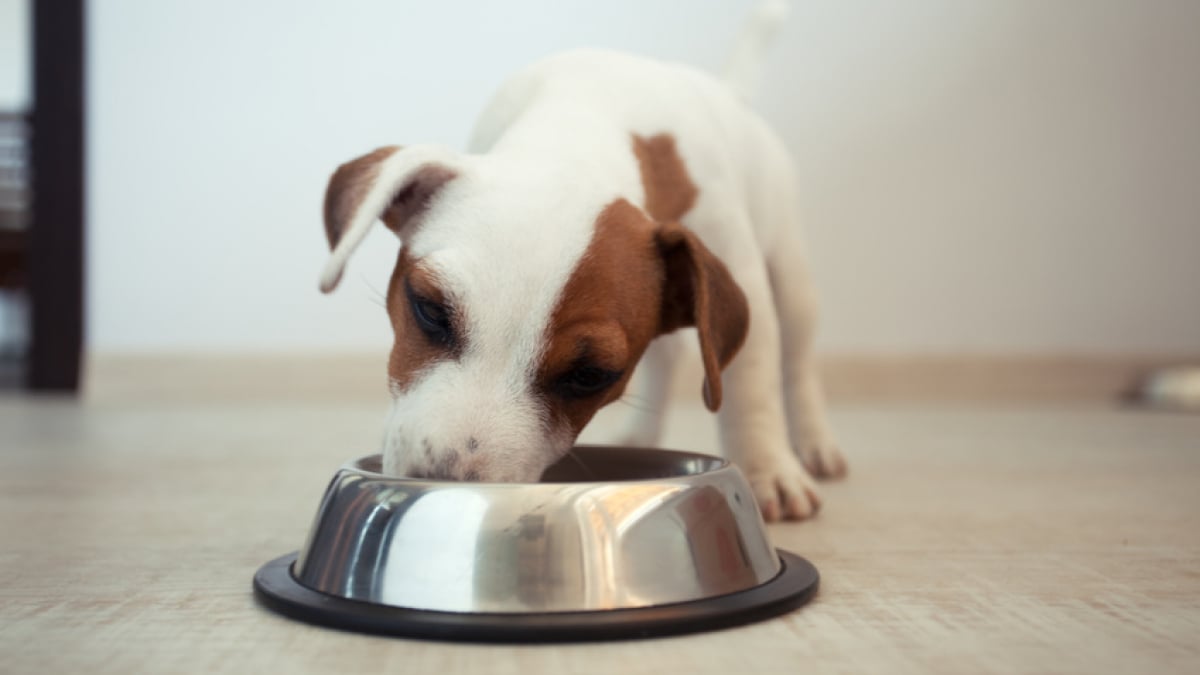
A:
[[321, 2, 845, 520]]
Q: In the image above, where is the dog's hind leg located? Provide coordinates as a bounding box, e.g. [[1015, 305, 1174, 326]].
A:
[[765, 225, 846, 479]]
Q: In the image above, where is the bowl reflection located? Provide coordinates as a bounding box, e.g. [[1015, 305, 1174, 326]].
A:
[[292, 446, 780, 613]]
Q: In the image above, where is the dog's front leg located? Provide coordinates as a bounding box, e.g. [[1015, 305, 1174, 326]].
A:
[[717, 258, 822, 521]]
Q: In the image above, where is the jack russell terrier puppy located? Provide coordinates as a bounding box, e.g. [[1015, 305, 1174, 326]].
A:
[[318, 2, 846, 521]]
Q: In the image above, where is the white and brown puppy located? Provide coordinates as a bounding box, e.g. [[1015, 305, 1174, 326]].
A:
[[318, 8, 845, 521]]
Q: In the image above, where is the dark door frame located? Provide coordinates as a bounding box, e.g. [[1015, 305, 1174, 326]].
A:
[[28, 0, 85, 391]]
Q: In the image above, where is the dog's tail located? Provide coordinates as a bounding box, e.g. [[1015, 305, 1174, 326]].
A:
[[722, 0, 790, 103]]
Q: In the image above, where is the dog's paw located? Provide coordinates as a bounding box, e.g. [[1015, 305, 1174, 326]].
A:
[[745, 458, 822, 522], [797, 439, 848, 480]]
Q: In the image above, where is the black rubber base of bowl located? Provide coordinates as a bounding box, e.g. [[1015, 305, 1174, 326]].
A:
[[253, 550, 819, 643]]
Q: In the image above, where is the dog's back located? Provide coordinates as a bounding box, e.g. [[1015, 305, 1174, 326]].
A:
[[471, 46, 800, 258]]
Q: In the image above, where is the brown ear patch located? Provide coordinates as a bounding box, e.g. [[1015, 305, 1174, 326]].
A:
[[656, 222, 750, 411], [323, 146, 400, 249], [632, 133, 698, 223], [378, 165, 458, 234], [632, 132, 747, 411], [322, 146, 457, 250]]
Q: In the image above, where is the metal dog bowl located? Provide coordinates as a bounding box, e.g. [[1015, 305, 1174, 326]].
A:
[[254, 446, 819, 641]]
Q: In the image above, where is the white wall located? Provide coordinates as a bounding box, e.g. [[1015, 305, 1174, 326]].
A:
[[0, 0, 28, 110], [88, 0, 1200, 355]]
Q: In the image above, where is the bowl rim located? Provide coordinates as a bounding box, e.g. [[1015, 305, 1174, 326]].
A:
[[341, 444, 731, 487]]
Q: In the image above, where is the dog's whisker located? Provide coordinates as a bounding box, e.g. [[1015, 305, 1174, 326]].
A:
[[562, 448, 599, 480], [359, 276, 388, 308], [615, 396, 659, 414]]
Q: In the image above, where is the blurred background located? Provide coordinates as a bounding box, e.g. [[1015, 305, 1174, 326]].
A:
[[1, 0, 1198, 400]]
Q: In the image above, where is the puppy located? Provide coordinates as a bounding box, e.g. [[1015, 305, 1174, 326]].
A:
[[319, 3, 845, 520]]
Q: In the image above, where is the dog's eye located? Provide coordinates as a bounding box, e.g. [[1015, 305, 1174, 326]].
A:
[[405, 280, 454, 347], [557, 364, 622, 399]]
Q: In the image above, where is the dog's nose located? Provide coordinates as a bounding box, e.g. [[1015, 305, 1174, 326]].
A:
[[408, 467, 483, 482], [404, 453, 482, 482]]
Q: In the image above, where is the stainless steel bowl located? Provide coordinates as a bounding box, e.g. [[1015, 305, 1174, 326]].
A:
[[254, 446, 819, 641]]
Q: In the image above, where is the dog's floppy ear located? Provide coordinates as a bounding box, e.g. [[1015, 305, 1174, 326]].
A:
[[320, 145, 458, 293], [657, 222, 750, 411]]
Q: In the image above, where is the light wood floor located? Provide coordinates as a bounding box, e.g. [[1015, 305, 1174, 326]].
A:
[[2, 378, 1199, 673]]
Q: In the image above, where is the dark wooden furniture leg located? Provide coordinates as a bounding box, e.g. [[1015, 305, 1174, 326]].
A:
[[28, 0, 85, 392]]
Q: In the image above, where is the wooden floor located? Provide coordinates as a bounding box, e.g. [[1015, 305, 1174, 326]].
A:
[[2, 381, 1199, 673]]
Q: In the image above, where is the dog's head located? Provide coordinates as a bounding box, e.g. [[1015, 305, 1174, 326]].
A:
[[320, 138, 747, 481]]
